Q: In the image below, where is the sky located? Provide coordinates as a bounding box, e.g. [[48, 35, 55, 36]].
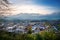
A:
[[9, 0, 60, 15]]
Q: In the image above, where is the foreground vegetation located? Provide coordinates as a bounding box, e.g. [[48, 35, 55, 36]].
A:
[[0, 30, 60, 40]]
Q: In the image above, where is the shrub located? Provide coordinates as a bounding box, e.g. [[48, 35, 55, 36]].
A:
[[40, 31, 57, 40]]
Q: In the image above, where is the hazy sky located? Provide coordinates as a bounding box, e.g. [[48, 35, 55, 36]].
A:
[[9, 0, 60, 15]]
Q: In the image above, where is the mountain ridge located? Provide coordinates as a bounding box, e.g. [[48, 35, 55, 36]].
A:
[[5, 12, 60, 20]]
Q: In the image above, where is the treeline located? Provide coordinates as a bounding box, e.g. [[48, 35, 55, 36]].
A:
[[0, 30, 60, 40]]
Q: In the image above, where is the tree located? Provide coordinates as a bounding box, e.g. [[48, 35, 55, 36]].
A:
[[27, 25, 32, 34]]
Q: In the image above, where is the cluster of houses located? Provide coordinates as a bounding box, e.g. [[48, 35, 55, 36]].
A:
[[0, 21, 58, 34]]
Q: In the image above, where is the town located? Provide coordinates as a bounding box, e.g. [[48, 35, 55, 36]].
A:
[[0, 20, 59, 34]]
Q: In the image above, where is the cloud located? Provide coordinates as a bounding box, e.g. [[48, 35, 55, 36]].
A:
[[0, 0, 59, 17], [9, 4, 59, 15], [9, 0, 33, 4], [6, 0, 60, 16]]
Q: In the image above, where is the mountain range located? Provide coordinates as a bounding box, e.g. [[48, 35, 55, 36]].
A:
[[5, 12, 60, 20]]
